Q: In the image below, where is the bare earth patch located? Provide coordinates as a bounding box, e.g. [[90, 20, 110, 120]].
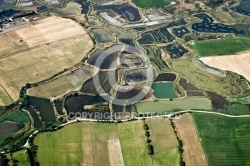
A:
[[0, 16, 93, 102], [173, 113, 207, 166], [200, 51, 250, 82], [15, 16, 86, 47], [108, 139, 124, 166]]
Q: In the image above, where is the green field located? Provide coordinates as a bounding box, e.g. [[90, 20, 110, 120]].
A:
[[190, 36, 250, 56], [152, 83, 178, 99], [34, 121, 180, 166], [136, 98, 212, 113], [0, 88, 13, 106], [34, 123, 84, 165], [11, 150, 30, 166], [145, 119, 178, 154], [193, 113, 250, 165], [0, 111, 30, 124], [118, 121, 152, 166], [132, 0, 171, 8], [119, 119, 180, 166], [152, 148, 180, 166], [34, 122, 118, 166]]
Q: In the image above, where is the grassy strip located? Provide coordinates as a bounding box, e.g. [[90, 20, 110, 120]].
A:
[[190, 35, 250, 56], [135, 98, 212, 113], [132, 0, 171, 8]]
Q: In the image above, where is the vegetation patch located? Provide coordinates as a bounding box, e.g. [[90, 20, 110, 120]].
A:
[[11, 150, 30, 166], [136, 98, 212, 113], [146, 119, 178, 154], [193, 113, 250, 166], [0, 111, 30, 150], [153, 148, 181, 166], [172, 59, 248, 96], [132, 0, 171, 8], [190, 35, 250, 56]]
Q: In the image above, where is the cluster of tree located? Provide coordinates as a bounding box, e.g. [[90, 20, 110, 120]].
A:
[[0, 153, 9, 165], [170, 120, 186, 166], [19, 83, 31, 109], [143, 123, 154, 155], [27, 135, 39, 165]]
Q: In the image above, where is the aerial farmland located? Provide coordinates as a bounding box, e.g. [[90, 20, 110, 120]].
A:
[[0, 0, 250, 165]]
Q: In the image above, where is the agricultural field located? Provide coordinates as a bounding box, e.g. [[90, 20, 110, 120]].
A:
[[173, 113, 207, 166], [210, 11, 235, 24], [135, 98, 212, 113], [200, 51, 250, 82], [0, 16, 93, 102], [34, 122, 86, 165], [27, 66, 95, 98], [145, 119, 178, 154], [0, 86, 12, 106], [190, 35, 250, 56], [2, 0, 250, 165], [193, 113, 250, 166], [132, 0, 172, 8], [118, 120, 180, 166], [34, 120, 180, 166]]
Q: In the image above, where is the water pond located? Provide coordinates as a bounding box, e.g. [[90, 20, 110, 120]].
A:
[[28, 96, 56, 122], [152, 82, 178, 99], [192, 13, 245, 35]]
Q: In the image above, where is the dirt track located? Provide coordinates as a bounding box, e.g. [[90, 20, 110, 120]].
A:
[[108, 139, 124, 166], [173, 113, 207, 166]]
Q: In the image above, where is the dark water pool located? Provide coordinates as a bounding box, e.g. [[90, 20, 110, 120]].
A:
[[192, 13, 245, 35], [28, 96, 56, 122]]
